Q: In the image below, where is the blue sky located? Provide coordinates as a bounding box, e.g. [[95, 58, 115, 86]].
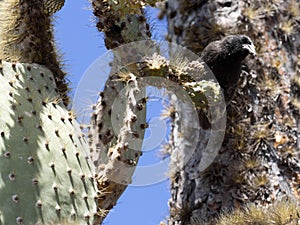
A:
[[54, 2, 170, 225]]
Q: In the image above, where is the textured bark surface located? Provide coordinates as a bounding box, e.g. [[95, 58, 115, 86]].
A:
[[166, 0, 300, 224]]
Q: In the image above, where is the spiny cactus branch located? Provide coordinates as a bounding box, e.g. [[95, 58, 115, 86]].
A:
[[90, 1, 154, 222], [91, 0, 152, 49], [0, 0, 69, 105]]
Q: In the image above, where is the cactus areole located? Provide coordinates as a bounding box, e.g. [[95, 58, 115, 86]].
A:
[[0, 61, 98, 225]]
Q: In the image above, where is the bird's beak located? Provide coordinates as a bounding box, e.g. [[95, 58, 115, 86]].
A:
[[243, 43, 256, 56]]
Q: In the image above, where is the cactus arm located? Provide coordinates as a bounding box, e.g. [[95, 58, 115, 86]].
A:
[[0, 0, 68, 105], [89, 1, 154, 222]]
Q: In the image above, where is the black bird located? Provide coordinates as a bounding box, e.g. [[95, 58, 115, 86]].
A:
[[201, 34, 256, 102]]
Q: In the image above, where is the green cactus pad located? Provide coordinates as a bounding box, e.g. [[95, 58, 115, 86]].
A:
[[0, 61, 97, 225]]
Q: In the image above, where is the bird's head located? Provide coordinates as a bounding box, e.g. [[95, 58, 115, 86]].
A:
[[223, 35, 256, 59], [240, 35, 256, 56]]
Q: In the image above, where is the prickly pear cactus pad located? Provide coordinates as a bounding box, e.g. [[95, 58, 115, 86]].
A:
[[0, 61, 97, 225]]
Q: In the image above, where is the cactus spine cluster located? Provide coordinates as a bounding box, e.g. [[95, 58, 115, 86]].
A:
[[43, 0, 65, 15]]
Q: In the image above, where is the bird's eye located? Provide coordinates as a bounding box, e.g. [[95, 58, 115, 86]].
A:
[[241, 36, 251, 44]]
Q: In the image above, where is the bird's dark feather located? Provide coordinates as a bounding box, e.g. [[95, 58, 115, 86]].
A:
[[201, 35, 255, 102]]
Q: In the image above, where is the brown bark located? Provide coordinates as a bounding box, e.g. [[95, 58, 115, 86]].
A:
[[166, 0, 300, 224]]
